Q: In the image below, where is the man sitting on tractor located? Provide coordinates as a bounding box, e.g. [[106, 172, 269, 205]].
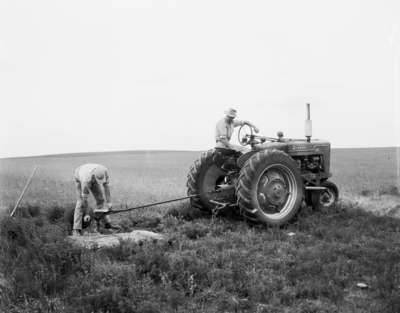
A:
[[72, 163, 119, 236], [215, 108, 260, 152]]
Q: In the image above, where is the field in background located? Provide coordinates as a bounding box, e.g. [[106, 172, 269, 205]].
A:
[[0, 147, 399, 215], [0, 151, 199, 216]]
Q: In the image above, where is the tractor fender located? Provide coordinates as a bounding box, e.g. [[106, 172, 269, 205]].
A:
[[237, 143, 288, 168]]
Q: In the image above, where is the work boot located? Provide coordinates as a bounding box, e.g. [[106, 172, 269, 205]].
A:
[[71, 229, 82, 237]]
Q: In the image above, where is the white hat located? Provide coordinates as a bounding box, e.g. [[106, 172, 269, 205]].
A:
[[224, 108, 237, 118], [93, 167, 107, 184]]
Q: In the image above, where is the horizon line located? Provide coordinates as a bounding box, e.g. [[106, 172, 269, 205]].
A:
[[1, 146, 399, 160]]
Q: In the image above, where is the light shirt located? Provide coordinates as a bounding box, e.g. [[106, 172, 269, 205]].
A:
[[215, 117, 244, 145], [74, 163, 109, 185]]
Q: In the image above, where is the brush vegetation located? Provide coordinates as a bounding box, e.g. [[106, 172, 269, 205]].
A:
[[1, 202, 399, 313]]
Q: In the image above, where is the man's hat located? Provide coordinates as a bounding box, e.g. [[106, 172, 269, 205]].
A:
[[224, 108, 237, 118], [93, 167, 107, 184]]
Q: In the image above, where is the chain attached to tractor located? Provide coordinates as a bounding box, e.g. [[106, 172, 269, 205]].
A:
[[93, 190, 226, 222]]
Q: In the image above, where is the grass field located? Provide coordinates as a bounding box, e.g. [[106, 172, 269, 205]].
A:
[[0, 148, 400, 312]]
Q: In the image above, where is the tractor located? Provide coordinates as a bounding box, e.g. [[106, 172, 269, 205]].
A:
[[187, 104, 338, 225]]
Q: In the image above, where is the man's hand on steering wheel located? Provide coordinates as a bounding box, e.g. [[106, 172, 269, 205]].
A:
[[238, 124, 254, 146], [238, 124, 280, 146]]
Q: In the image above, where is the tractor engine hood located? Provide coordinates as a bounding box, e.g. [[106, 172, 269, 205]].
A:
[[254, 139, 330, 155], [237, 139, 331, 172], [253, 141, 288, 152]]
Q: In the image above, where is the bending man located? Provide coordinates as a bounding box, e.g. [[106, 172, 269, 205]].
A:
[[72, 163, 117, 236]]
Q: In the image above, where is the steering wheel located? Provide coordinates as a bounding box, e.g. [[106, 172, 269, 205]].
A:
[[238, 124, 254, 146]]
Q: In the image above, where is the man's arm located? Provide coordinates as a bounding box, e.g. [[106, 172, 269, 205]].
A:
[[234, 120, 259, 133], [104, 183, 112, 208]]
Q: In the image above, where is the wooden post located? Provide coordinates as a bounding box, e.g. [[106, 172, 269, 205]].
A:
[[10, 165, 38, 217]]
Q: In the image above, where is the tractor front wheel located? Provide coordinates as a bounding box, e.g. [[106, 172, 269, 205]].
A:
[[311, 181, 339, 210], [236, 150, 304, 225]]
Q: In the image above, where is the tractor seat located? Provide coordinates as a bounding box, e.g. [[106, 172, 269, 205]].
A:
[[213, 148, 242, 171], [214, 148, 242, 158]]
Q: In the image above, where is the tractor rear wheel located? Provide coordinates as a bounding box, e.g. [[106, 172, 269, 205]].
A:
[[236, 150, 304, 225], [311, 181, 339, 210], [187, 149, 236, 212]]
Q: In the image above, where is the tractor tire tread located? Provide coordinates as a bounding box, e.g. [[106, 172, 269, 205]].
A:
[[236, 149, 303, 225], [186, 149, 218, 212]]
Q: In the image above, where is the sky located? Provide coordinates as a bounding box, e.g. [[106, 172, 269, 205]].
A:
[[0, 0, 399, 158]]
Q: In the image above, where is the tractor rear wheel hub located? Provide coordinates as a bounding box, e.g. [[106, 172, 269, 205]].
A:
[[260, 178, 288, 206]]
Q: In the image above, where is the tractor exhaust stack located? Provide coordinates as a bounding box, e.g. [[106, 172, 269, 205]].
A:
[[305, 103, 312, 142]]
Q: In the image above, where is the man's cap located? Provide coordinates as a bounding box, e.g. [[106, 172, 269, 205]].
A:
[[224, 108, 237, 118], [93, 167, 107, 184]]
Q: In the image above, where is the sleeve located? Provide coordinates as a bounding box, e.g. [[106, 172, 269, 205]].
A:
[[104, 184, 112, 206], [74, 179, 82, 198], [102, 168, 112, 206], [73, 166, 80, 182], [104, 169, 110, 185], [233, 119, 245, 127]]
